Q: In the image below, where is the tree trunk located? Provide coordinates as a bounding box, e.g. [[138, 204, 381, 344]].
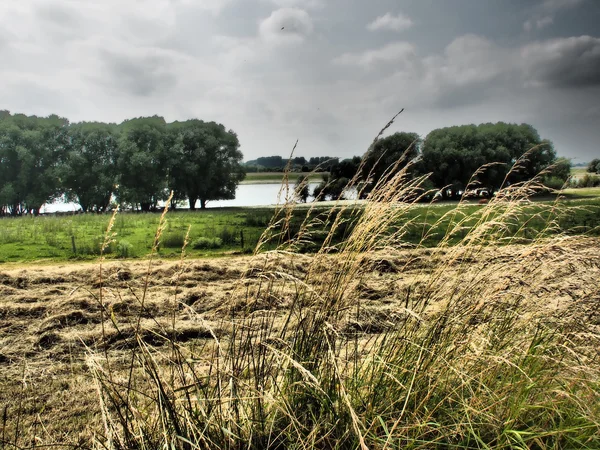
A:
[[200, 199, 207, 209], [189, 196, 198, 211]]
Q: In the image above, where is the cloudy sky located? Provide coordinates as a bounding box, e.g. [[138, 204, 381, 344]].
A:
[[1, 0, 599, 162]]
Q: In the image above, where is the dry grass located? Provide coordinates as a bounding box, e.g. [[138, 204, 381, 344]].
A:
[[1, 236, 599, 447], [2, 131, 600, 448]]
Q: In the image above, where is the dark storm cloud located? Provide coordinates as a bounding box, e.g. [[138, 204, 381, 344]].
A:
[[522, 36, 600, 88]]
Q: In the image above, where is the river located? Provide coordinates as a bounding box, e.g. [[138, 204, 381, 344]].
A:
[[40, 183, 322, 213]]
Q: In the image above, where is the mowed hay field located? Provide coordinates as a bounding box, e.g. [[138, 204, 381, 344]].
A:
[[2, 182, 600, 448], [1, 242, 600, 447]]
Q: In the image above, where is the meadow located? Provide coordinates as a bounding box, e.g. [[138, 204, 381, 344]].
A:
[[0, 190, 599, 264], [241, 172, 327, 184], [1, 175, 600, 449]]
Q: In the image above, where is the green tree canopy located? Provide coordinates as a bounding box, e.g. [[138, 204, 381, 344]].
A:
[[116, 116, 169, 212], [361, 132, 421, 194], [61, 122, 120, 212], [0, 112, 69, 215], [588, 158, 600, 174], [417, 123, 556, 198], [167, 120, 245, 209]]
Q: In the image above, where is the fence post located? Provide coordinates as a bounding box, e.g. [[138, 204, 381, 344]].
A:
[[71, 236, 77, 255], [240, 230, 244, 250]]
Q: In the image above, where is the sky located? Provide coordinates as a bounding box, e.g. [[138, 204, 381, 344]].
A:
[[1, 0, 599, 163]]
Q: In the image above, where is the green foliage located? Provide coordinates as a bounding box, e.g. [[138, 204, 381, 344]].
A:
[[295, 175, 310, 203], [361, 132, 420, 194], [61, 122, 119, 212], [167, 120, 245, 209], [588, 158, 600, 174], [1, 111, 246, 216], [191, 236, 223, 249], [313, 174, 351, 201], [418, 122, 556, 198], [161, 231, 186, 248], [116, 116, 169, 211], [574, 173, 600, 188], [0, 112, 69, 215]]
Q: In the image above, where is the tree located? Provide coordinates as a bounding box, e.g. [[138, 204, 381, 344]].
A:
[[313, 174, 350, 201], [331, 156, 361, 180], [61, 122, 119, 212], [588, 158, 600, 174], [255, 156, 286, 169], [167, 120, 245, 209], [360, 132, 420, 195], [0, 112, 69, 215], [116, 116, 169, 211], [295, 175, 310, 203], [418, 123, 556, 198]]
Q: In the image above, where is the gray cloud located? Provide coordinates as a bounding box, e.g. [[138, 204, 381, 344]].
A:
[[262, 0, 323, 9], [0, 0, 599, 161], [333, 41, 416, 68], [367, 12, 413, 32], [259, 8, 313, 45], [99, 51, 178, 97], [522, 35, 600, 88], [542, 0, 585, 11], [524, 15, 554, 32]]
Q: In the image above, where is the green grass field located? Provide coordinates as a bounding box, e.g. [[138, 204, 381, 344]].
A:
[[0, 209, 272, 263], [241, 171, 326, 184], [1, 195, 599, 264], [570, 167, 589, 180]]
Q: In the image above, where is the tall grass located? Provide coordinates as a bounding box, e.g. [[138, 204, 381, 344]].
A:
[[88, 129, 600, 449]]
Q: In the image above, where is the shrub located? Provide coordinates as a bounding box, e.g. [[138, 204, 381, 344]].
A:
[[192, 236, 222, 249], [543, 175, 568, 190], [161, 231, 186, 248], [578, 173, 600, 188]]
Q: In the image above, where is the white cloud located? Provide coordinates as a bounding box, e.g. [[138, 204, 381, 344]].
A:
[[333, 41, 416, 68], [367, 12, 413, 32], [259, 8, 313, 45]]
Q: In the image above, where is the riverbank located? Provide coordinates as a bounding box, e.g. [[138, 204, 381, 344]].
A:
[[2, 193, 600, 264]]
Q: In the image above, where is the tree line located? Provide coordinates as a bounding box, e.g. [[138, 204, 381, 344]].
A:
[[0, 112, 245, 215], [305, 123, 571, 201], [245, 156, 338, 172]]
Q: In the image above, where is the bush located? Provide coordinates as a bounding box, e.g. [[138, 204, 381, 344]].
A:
[[543, 175, 568, 190], [192, 236, 222, 250], [161, 231, 186, 248], [577, 173, 600, 188]]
